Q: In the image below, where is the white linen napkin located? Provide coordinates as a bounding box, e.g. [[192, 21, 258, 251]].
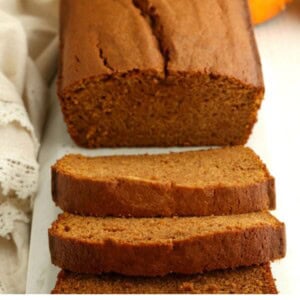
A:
[[0, 0, 58, 293]]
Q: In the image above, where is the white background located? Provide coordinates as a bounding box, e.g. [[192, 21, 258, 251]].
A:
[[26, 1, 300, 295]]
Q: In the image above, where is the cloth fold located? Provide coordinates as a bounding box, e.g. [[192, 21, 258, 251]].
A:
[[0, 0, 58, 293]]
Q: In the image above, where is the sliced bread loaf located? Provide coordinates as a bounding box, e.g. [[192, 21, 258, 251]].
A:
[[52, 146, 275, 217], [52, 263, 277, 294], [58, 0, 263, 148], [49, 212, 285, 276]]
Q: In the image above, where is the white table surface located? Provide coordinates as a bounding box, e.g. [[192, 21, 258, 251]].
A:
[[26, 1, 300, 294]]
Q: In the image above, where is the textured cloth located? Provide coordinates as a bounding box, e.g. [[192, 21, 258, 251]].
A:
[[0, 0, 58, 293]]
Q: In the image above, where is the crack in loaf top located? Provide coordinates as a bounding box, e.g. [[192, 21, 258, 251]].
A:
[[59, 0, 263, 91]]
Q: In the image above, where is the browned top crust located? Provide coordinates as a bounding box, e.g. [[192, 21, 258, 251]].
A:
[[59, 0, 263, 92]]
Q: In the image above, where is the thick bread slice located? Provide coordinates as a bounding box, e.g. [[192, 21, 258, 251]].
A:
[[52, 146, 275, 217], [49, 212, 285, 276], [52, 263, 277, 294]]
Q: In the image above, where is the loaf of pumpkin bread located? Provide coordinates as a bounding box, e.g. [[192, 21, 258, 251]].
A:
[[58, 0, 264, 148], [49, 212, 285, 276], [52, 263, 277, 294], [52, 146, 275, 217]]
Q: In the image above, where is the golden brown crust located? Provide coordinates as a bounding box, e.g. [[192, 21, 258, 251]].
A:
[[49, 218, 285, 276], [52, 263, 278, 294], [59, 0, 263, 91], [58, 0, 164, 92]]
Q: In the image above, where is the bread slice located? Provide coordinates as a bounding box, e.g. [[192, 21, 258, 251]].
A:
[[52, 146, 275, 217], [52, 263, 277, 294], [49, 212, 285, 276]]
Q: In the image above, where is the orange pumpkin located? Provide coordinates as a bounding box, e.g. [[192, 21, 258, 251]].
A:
[[249, 0, 292, 24]]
